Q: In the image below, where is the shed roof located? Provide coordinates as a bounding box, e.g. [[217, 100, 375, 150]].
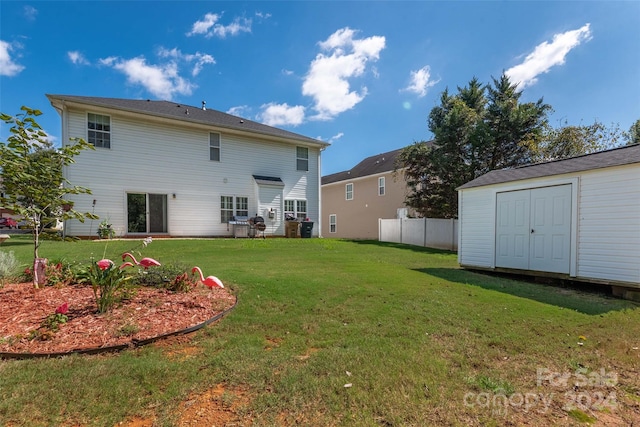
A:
[[458, 143, 640, 190], [46, 95, 327, 147]]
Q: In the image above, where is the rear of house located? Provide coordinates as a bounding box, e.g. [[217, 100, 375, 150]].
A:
[[457, 144, 640, 294], [48, 95, 328, 238], [321, 148, 411, 239]]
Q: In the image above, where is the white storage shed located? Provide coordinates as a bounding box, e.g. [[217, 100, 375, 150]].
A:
[[457, 144, 640, 296]]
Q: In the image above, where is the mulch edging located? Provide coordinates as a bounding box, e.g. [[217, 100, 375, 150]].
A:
[[0, 301, 236, 360]]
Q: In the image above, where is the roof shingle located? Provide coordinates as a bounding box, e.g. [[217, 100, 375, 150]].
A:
[[458, 144, 640, 190], [47, 95, 326, 147]]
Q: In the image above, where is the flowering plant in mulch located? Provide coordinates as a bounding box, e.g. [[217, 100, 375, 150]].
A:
[[79, 258, 134, 313]]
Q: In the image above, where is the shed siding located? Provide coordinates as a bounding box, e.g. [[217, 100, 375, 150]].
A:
[[576, 166, 640, 283], [63, 107, 320, 237], [458, 188, 494, 268], [458, 162, 640, 285]]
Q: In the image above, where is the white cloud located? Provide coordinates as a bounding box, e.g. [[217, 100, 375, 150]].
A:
[[402, 65, 439, 97], [0, 40, 25, 76], [187, 12, 251, 38], [187, 13, 221, 36], [328, 132, 344, 143], [68, 51, 89, 65], [258, 102, 306, 126], [506, 23, 592, 88], [157, 47, 215, 76], [302, 27, 386, 121], [23, 5, 38, 21], [106, 56, 195, 100], [227, 105, 250, 117]]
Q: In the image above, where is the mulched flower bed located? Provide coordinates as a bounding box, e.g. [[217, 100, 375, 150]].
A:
[[0, 282, 236, 356]]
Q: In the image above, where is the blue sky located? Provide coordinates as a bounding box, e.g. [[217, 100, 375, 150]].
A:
[[1, 1, 639, 175]]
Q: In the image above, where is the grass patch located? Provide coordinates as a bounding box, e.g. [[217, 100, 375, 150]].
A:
[[1, 236, 639, 426]]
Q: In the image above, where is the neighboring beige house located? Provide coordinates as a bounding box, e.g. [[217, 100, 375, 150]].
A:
[[321, 148, 412, 239]]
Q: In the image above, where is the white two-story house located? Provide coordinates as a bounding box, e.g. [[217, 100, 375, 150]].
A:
[[47, 95, 329, 238]]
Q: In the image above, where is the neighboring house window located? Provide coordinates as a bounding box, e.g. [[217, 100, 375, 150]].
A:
[[285, 199, 307, 221], [378, 177, 385, 196], [210, 132, 221, 161], [329, 214, 337, 233], [296, 146, 309, 171], [345, 183, 353, 200], [221, 196, 248, 223], [87, 113, 111, 148]]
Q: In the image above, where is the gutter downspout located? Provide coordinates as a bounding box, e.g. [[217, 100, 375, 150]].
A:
[[317, 145, 326, 238]]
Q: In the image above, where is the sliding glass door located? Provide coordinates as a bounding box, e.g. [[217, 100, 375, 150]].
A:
[[127, 193, 167, 234]]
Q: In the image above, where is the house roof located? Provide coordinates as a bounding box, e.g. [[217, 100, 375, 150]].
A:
[[253, 175, 285, 187], [46, 95, 327, 147], [321, 147, 404, 185], [458, 143, 640, 190]]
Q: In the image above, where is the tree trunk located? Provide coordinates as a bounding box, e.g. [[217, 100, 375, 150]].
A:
[[33, 258, 47, 289]]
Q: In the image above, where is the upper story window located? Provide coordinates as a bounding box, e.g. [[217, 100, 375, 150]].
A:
[[210, 133, 221, 161], [378, 177, 385, 196], [329, 214, 337, 233], [345, 183, 353, 200], [296, 146, 309, 171], [87, 113, 111, 148]]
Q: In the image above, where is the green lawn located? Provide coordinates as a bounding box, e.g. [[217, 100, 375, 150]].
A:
[[1, 236, 639, 426]]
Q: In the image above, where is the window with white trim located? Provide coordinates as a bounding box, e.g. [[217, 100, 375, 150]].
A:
[[345, 183, 353, 200], [378, 176, 385, 196], [221, 196, 248, 223], [296, 146, 309, 171], [87, 113, 111, 148], [329, 214, 337, 233], [285, 199, 308, 221], [210, 132, 220, 161]]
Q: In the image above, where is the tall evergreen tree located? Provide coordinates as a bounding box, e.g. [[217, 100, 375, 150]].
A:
[[397, 75, 550, 218]]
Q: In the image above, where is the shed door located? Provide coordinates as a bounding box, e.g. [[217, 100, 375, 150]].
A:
[[495, 185, 571, 274]]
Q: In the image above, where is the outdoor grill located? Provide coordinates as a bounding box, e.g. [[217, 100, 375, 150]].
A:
[[228, 216, 249, 238], [248, 215, 266, 239]]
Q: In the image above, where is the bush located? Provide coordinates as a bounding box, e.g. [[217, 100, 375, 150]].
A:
[[0, 251, 23, 285], [130, 262, 196, 292]]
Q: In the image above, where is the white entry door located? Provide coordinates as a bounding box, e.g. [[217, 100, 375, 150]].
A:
[[495, 185, 571, 274]]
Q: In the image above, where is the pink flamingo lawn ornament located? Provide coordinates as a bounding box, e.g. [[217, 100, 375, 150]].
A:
[[121, 252, 161, 269], [191, 266, 224, 289]]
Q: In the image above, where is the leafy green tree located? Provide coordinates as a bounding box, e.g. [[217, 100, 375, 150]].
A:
[[627, 119, 640, 145], [398, 75, 550, 218], [0, 107, 97, 288], [537, 120, 625, 161]]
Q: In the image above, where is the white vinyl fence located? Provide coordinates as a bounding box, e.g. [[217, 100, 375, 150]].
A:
[[379, 218, 458, 251]]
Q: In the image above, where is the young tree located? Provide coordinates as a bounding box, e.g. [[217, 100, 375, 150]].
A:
[[0, 107, 97, 288], [537, 120, 626, 161], [397, 75, 550, 218]]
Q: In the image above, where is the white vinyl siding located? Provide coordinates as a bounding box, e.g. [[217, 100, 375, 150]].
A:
[[458, 188, 494, 268], [576, 166, 640, 283], [61, 108, 322, 237]]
